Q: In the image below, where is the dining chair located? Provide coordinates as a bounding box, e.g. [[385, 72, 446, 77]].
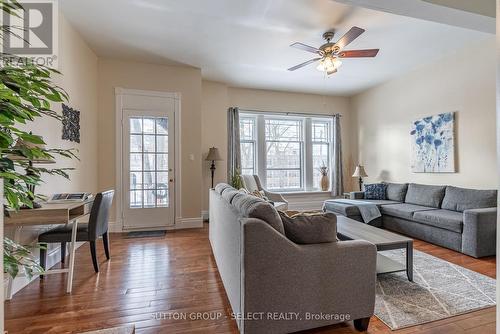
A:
[[39, 190, 115, 274]]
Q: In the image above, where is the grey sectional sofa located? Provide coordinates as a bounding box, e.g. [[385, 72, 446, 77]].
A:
[[209, 183, 377, 334], [325, 183, 497, 258]]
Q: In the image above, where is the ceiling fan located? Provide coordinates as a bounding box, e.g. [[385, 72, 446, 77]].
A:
[[288, 26, 379, 75]]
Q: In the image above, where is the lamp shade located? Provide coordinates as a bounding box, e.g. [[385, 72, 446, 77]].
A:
[[352, 165, 368, 178], [7, 139, 55, 164], [205, 147, 222, 161]]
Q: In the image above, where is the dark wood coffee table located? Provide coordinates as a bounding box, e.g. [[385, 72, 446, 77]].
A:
[[336, 216, 413, 281]]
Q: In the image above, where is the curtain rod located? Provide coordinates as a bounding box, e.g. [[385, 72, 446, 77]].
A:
[[238, 108, 342, 118]]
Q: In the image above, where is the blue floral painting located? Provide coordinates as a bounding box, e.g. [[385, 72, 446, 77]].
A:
[[410, 112, 455, 173]]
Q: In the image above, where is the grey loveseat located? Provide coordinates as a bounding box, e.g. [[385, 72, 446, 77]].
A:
[[325, 183, 497, 258], [209, 183, 377, 334]]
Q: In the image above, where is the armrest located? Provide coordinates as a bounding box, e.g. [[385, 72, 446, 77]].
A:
[[350, 191, 365, 200], [462, 207, 497, 258], [263, 190, 288, 204], [241, 218, 376, 334]]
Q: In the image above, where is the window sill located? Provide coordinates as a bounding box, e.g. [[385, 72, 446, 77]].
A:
[[279, 190, 331, 196]]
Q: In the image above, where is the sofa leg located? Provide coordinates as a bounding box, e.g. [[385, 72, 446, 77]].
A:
[[354, 317, 370, 331]]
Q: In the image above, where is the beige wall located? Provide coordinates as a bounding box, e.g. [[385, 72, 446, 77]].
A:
[[201, 83, 355, 211], [6, 13, 99, 295], [97, 59, 202, 220], [351, 37, 497, 189], [27, 14, 99, 196]]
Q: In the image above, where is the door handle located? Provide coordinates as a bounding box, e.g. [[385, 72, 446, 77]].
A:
[[169, 179, 174, 183]]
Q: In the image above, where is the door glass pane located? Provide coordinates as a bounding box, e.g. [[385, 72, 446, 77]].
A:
[[128, 116, 170, 209], [130, 190, 142, 208], [157, 189, 168, 207], [130, 118, 142, 133], [156, 135, 168, 153], [143, 172, 156, 189], [130, 135, 142, 152], [157, 118, 168, 135], [130, 154, 142, 171], [144, 154, 156, 171], [157, 154, 168, 171], [143, 135, 156, 152], [130, 172, 142, 190], [143, 118, 155, 134], [144, 190, 156, 207]]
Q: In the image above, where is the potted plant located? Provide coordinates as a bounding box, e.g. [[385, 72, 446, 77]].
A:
[[1, 0, 77, 284]]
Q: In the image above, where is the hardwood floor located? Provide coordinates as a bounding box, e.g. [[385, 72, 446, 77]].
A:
[[4, 224, 496, 334]]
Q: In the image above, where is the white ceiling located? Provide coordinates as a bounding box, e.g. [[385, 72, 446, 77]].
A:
[[60, 0, 492, 96]]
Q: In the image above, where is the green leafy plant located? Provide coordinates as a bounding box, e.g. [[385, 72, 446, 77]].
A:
[[230, 168, 244, 189], [1, 0, 77, 278], [3, 237, 44, 279]]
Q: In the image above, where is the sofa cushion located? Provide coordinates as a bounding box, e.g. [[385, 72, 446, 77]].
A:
[[380, 203, 437, 220], [323, 199, 399, 217], [221, 189, 241, 203], [413, 209, 463, 233], [215, 183, 232, 195], [278, 211, 337, 244], [361, 199, 401, 207], [405, 183, 446, 208], [323, 201, 360, 216], [232, 193, 285, 234], [384, 182, 408, 202], [364, 183, 387, 200], [441, 186, 497, 212]]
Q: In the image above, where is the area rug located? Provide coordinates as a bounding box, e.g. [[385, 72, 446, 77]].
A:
[[375, 249, 495, 330]]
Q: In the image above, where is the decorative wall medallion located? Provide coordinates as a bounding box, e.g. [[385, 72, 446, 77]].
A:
[[62, 104, 80, 143]]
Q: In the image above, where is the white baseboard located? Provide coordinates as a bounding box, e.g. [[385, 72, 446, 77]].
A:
[[202, 210, 209, 221], [109, 216, 204, 232], [175, 217, 203, 229]]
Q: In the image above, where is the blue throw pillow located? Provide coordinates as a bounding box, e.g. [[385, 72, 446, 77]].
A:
[[364, 183, 387, 200]]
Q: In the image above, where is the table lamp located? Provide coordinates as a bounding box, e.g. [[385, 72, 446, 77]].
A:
[[205, 147, 222, 189], [8, 138, 55, 208], [352, 165, 368, 191]]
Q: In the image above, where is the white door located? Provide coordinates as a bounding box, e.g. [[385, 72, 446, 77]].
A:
[[122, 106, 175, 229]]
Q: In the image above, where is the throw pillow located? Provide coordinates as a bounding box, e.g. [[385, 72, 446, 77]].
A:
[[278, 211, 337, 244], [364, 183, 387, 200]]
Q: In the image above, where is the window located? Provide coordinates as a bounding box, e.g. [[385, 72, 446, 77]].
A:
[[240, 117, 256, 176], [239, 112, 333, 192], [265, 118, 303, 190], [312, 120, 331, 190], [129, 117, 169, 208]]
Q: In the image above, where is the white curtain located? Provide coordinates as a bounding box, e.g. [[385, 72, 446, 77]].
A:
[[227, 107, 241, 182], [331, 113, 344, 197]]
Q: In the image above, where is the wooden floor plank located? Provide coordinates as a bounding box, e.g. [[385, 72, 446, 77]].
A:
[[4, 224, 496, 334]]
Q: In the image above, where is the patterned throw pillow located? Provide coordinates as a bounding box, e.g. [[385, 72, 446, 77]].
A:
[[364, 183, 387, 200]]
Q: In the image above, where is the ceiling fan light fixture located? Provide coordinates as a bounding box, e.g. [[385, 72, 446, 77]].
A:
[[316, 56, 342, 74]]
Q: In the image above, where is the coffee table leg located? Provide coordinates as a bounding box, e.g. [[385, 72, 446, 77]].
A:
[[406, 241, 413, 281]]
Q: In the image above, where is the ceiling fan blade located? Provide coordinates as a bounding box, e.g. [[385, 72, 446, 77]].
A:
[[290, 42, 323, 55], [339, 49, 379, 58], [335, 26, 365, 50], [287, 58, 322, 71]]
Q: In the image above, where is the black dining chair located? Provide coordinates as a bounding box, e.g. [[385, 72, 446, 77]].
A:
[[39, 190, 115, 274]]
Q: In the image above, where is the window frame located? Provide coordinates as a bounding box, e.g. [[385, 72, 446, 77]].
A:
[[239, 116, 257, 176], [239, 112, 333, 193]]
